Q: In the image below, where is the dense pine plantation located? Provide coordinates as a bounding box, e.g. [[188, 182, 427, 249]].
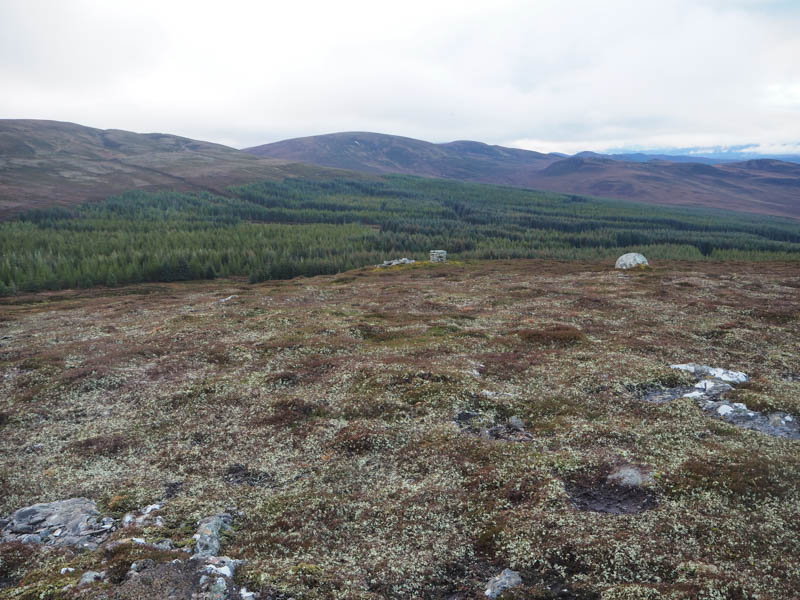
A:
[[2, 175, 800, 294]]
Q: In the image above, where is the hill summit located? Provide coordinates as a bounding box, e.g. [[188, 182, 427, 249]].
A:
[[0, 120, 343, 216], [246, 132, 800, 220]]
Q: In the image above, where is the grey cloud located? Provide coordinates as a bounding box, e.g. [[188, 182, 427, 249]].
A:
[[0, 0, 798, 153]]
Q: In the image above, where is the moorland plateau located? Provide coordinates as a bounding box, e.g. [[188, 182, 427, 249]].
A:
[[1, 119, 799, 599]]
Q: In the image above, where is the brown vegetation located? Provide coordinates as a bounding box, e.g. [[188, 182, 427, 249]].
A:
[[516, 324, 585, 346], [1, 259, 799, 598]]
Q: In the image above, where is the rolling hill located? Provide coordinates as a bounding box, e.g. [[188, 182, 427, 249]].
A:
[[3, 121, 799, 221], [0, 120, 352, 217], [246, 132, 800, 220]]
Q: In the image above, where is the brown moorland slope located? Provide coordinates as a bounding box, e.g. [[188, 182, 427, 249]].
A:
[[1, 259, 798, 598], [0, 120, 359, 217], [246, 132, 800, 220]]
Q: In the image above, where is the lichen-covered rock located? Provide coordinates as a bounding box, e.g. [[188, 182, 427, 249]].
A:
[[701, 399, 800, 439], [194, 514, 233, 558], [615, 253, 649, 269], [0, 498, 114, 549], [485, 568, 522, 598], [122, 502, 165, 529], [378, 257, 415, 268], [654, 363, 799, 438], [79, 570, 105, 585], [671, 363, 748, 384], [606, 464, 654, 487]]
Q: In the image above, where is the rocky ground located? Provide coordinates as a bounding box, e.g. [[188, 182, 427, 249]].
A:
[[0, 259, 799, 599]]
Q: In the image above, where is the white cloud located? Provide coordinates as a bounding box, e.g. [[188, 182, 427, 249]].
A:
[[1, 0, 799, 153]]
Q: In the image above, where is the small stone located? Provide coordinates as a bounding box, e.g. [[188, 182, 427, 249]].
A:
[[205, 564, 233, 578], [142, 503, 162, 515], [508, 416, 525, 430], [211, 576, 228, 593], [129, 559, 155, 574], [153, 538, 174, 551], [732, 403, 747, 410], [606, 464, 653, 487], [682, 391, 704, 399], [60, 567, 75, 575], [79, 570, 104, 586], [20, 533, 42, 544], [717, 405, 734, 416], [131, 537, 146, 545], [485, 568, 522, 598], [786, 415, 794, 422]]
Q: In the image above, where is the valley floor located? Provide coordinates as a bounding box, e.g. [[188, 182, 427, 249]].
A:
[[1, 259, 799, 599]]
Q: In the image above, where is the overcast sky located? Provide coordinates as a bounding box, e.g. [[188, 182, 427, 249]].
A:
[[1, 0, 799, 153]]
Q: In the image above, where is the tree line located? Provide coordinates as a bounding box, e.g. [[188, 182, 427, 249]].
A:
[[1, 175, 799, 294]]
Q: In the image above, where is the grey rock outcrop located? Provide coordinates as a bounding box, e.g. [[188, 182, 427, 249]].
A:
[[194, 514, 233, 558], [485, 568, 522, 598], [649, 363, 800, 439], [671, 363, 748, 384], [700, 399, 799, 439], [378, 257, 415, 268], [0, 498, 114, 549], [79, 570, 105, 586], [615, 252, 648, 269]]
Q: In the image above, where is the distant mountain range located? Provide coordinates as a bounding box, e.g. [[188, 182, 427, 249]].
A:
[[604, 145, 800, 165], [1, 120, 799, 220], [246, 132, 800, 220], [576, 151, 728, 164]]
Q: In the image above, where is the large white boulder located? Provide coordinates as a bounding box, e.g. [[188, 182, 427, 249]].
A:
[[615, 252, 649, 269]]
